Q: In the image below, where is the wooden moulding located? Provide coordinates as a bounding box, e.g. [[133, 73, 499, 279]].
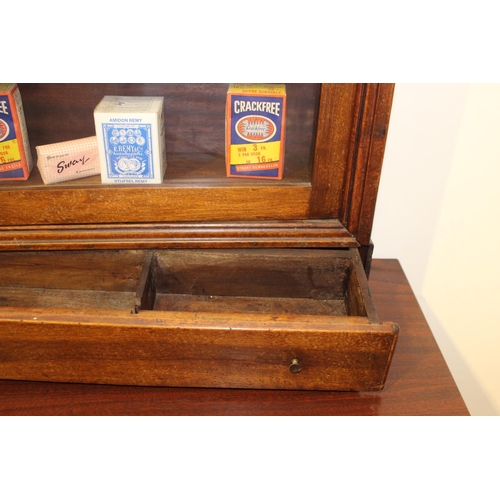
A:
[[0, 248, 398, 391], [0, 220, 358, 252]]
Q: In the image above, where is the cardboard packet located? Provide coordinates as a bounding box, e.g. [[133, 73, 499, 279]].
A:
[[94, 96, 166, 184], [36, 136, 100, 185], [226, 84, 286, 179], [0, 84, 33, 181]]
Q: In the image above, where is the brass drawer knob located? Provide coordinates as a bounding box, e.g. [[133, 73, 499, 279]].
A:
[[289, 358, 302, 373]]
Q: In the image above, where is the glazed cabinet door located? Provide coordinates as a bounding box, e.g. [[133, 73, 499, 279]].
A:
[[0, 83, 393, 251]]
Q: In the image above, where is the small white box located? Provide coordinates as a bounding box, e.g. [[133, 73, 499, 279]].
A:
[[94, 96, 166, 184]]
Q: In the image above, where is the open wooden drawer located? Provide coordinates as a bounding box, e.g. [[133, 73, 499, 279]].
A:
[[0, 247, 398, 391]]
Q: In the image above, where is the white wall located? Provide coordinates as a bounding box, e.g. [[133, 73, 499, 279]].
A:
[[372, 83, 500, 415]]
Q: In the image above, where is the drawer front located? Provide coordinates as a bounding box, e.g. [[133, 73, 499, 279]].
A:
[[0, 309, 398, 391]]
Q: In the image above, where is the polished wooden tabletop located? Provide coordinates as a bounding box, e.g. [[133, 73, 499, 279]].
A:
[[0, 259, 469, 416]]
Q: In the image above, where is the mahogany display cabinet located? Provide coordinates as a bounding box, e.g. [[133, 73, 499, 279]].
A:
[[0, 83, 399, 391]]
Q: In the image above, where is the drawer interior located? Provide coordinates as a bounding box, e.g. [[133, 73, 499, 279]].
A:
[[0, 250, 146, 311], [139, 248, 376, 320], [0, 248, 376, 321]]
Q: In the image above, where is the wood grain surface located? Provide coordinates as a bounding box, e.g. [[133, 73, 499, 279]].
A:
[[0, 259, 470, 415], [0, 248, 396, 392]]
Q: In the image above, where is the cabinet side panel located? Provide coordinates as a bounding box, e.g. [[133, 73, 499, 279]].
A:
[[342, 84, 395, 245], [309, 84, 358, 218]]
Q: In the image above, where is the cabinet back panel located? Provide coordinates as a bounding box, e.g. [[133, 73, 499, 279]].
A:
[[18, 83, 320, 160]]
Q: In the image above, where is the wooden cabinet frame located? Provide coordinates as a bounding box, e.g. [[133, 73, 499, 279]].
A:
[[0, 84, 394, 263], [0, 83, 398, 392]]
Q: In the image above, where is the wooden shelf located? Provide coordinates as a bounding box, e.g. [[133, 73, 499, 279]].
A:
[[0, 152, 311, 190], [0, 154, 313, 225]]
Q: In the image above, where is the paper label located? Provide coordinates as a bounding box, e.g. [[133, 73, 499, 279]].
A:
[[101, 123, 155, 181]]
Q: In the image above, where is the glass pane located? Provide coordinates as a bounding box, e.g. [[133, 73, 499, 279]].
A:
[[10, 83, 320, 187]]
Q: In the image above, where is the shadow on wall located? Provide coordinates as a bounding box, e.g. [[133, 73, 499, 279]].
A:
[[418, 296, 498, 416], [372, 83, 470, 294]]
